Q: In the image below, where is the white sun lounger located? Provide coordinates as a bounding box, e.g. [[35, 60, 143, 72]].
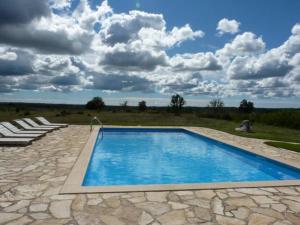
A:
[[0, 137, 34, 146], [0, 124, 43, 139], [14, 120, 54, 132], [1, 122, 47, 135], [35, 117, 68, 128], [23, 118, 59, 130]]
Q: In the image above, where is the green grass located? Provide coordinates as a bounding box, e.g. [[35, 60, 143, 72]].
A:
[[264, 141, 300, 153], [1, 109, 300, 143]]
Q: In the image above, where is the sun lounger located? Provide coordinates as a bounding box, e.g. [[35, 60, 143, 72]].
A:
[[0, 137, 34, 146], [0, 124, 44, 139], [23, 118, 59, 130], [35, 117, 68, 128], [1, 122, 47, 135], [14, 120, 54, 132], [235, 126, 248, 132]]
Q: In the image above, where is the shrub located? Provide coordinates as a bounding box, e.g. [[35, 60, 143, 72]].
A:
[[23, 111, 31, 116], [256, 110, 300, 129], [60, 110, 71, 117]]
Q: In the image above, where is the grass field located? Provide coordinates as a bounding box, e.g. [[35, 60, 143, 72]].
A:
[[1, 108, 300, 144], [265, 141, 300, 153]]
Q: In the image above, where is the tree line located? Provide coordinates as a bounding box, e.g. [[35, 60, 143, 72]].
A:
[[86, 94, 255, 114]]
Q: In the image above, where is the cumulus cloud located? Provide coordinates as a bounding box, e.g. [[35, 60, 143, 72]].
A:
[[49, 0, 72, 10], [170, 52, 222, 71], [0, 48, 33, 76], [217, 18, 240, 35], [0, 0, 49, 25], [0, 23, 93, 55], [227, 53, 292, 80], [89, 74, 155, 92], [227, 24, 300, 81], [138, 24, 204, 49], [217, 32, 265, 59], [51, 74, 80, 86], [0, 0, 93, 55], [73, 0, 112, 30], [0, 77, 16, 92], [100, 45, 168, 71], [0, 0, 299, 100], [99, 10, 166, 46]]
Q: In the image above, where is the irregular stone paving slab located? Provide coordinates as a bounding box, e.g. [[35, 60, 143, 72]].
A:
[[100, 215, 125, 225], [231, 207, 250, 219], [146, 191, 168, 202], [49, 200, 72, 218], [29, 203, 48, 212], [3, 200, 30, 212], [157, 210, 187, 225], [136, 202, 170, 216], [0, 213, 23, 224], [138, 211, 154, 225], [0, 125, 300, 224], [248, 213, 276, 225], [5, 216, 33, 225], [216, 215, 246, 225], [212, 196, 224, 215]]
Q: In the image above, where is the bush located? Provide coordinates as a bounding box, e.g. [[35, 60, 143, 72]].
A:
[[60, 110, 71, 117], [256, 110, 300, 129], [222, 113, 232, 121], [23, 111, 31, 116]]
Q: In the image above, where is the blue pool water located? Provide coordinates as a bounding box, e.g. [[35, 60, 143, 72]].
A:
[[83, 128, 300, 186]]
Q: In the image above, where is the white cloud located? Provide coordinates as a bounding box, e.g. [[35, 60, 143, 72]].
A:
[[0, 47, 17, 61], [99, 10, 165, 46], [98, 43, 168, 71], [226, 24, 300, 82], [217, 32, 265, 59], [138, 24, 204, 49], [217, 18, 240, 35], [0, 1, 299, 100], [49, 0, 72, 10], [170, 52, 222, 71], [72, 0, 112, 30]]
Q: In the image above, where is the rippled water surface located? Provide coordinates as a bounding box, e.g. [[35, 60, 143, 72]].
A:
[[83, 128, 300, 186]]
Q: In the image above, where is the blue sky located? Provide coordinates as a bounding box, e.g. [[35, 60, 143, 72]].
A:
[[109, 0, 300, 51], [0, 0, 300, 107]]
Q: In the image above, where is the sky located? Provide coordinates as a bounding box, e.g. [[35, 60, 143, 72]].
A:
[[0, 0, 300, 107]]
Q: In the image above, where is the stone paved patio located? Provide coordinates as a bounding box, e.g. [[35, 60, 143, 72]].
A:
[[0, 125, 300, 225]]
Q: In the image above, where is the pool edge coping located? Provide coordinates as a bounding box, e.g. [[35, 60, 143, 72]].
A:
[[60, 126, 300, 194]]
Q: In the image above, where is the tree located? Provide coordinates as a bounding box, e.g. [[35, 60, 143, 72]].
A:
[[86, 97, 105, 110], [170, 94, 185, 113], [239, 99, 254, 113], [138, 100, 147, 111], [120, 100, 128, 111], [208, 98, 224, 111]]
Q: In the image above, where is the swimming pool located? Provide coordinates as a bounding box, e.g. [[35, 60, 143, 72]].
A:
[[82, 128, 300, 187]]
